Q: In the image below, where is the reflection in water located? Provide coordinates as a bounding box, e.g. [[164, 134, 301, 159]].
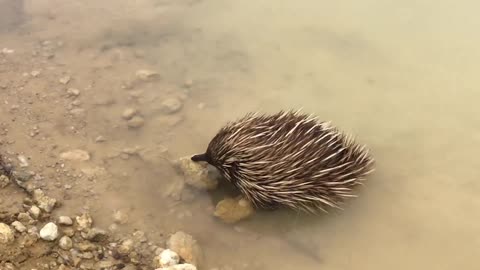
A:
[[3, 0, 480, 269]]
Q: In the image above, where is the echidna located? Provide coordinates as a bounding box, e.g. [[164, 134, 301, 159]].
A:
[[191, 110, 375, 213]]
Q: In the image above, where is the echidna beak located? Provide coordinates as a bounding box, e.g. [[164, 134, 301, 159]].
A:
[[191, 153, 208, 162]]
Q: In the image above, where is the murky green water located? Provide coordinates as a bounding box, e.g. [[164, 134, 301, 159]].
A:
[[4, 0, 480, 269]]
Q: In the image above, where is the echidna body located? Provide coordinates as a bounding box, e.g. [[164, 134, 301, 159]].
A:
[[192, 110, 375, 213]]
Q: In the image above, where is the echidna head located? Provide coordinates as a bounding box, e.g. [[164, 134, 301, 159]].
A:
[[191, 129, 233, 169]]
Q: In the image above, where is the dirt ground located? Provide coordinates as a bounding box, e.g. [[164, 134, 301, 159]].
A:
[[0, 1, 230, 269]]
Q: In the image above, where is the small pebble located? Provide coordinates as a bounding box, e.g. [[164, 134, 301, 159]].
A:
[[59, 76, 71, 85], [127, 116, 145, 128], [11, 221, 27, 233], [159, 249, 180, 267], [59, 236, 73, 250], [40, 222, 58, 241], [113, 210, 129, 224], [0, 223, 15, 243], [76, 213, 93, 231], [95, 136, 106, 143], [117, 239, 134, 255], [29, 205, 41, 219], [60, 149, 90, 161], [160, 98, 182, 114], [32, 189, 57, 213], [58, 216, 73, 226], [17, 155, 29, 167], [31, 70, 41, 77], [160, 264, 197, 270], [67, 88, 80, 97], [135, 69, 159, 80], [0, 175, 10, 188], [82, 228, 108, 242], [122, 108, 138, 120]]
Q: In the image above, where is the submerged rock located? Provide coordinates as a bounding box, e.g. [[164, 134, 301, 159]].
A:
[[135, 69, 160, 81], [175, 156, 218, 191], [167, 231, 203, 267], [127, 116, 145, 128], [213, 196, 255, 224], [160, 98, 182, 114], [75, 213, 93, 232], [60, 149, 90, 161]]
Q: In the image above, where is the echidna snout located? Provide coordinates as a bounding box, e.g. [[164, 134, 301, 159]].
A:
[[191, 153, 208, 163]]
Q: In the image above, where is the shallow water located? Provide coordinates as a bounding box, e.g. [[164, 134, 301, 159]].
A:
[[2, 0, 480, 269]]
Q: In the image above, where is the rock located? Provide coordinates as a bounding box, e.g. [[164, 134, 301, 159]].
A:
[[133, 230, 147, 243], [60, 149, 90, 161], [175, 156, 218, 191], [59, 235, 73, 250], [76, 241, 97, 252], [159, 264, 197, 270], [160, 98, 182, 114], [122, 108, 138, 120], [0, 175, 10, 188], [82, 228, 108, 242], [40, 222, 58, 241], [108, 223, 118, 233], [11, 221, 27, 233], [75, 213, 93, 232], [0, 223, 14, 243], [157, 249, 180, 267], [127, 116, 145, 128], [59, 76, 71, 85], [117, 239, 134, 256], [63, 227, 75, 237], [135, 69, 159, 80], [58, 216, 73, 226], [113, 210, 129, 224], [31, 70, 41, 77], [17, 155, 29, 167], [17, 212, 35, 224], [167, 231, 203, 267], [213, 196, 255, 224], [95, 260, 115, 269], [66, 88, 80, 97], [95, 135, 106, 143], [32, 189, 57, 213], [28, 205, 41, 219], [69, 108, 85, 117]]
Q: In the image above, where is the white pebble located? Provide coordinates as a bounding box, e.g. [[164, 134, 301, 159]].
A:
[[17, 155, 29, 167], [40, 222, 58, 241], [159, 249, 180, 267]]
